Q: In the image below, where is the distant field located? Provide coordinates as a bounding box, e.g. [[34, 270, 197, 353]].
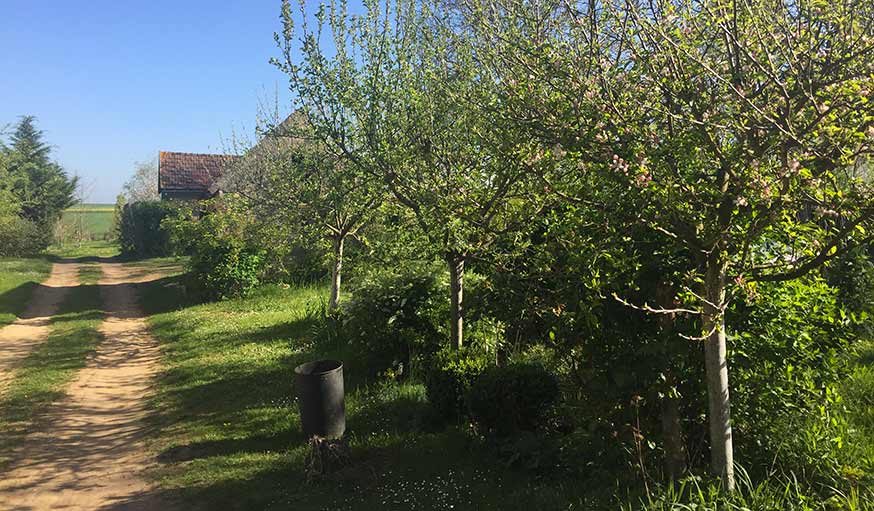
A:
[[57, 204, 114, 241], [65, 203, 114, 212]]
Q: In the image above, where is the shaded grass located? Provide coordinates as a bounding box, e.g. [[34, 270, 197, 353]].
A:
[[142, 277, 600, 511], [0, 256, 52, 328], [0, 265, 104, 467]]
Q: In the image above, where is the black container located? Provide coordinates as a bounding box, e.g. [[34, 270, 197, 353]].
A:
[[294, 359, 346, 438]]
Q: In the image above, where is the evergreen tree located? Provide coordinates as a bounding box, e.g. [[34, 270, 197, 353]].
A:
[[6, 116, 77, 226]]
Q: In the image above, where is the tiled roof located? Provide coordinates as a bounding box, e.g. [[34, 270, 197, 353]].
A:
[[158, 151, 240, 193]]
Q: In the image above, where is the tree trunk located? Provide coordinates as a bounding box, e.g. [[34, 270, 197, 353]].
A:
[[329, 236, 344, 310], [702, 259, 734, 491], [661, 389, 686, 481], [448, 255, 465, 350], [655, 281, 687, 480]]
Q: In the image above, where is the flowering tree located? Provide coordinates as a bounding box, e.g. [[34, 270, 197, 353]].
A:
[[275, 0, 545, 348], [465, 0, 874, 489], [223, 111, 383, 309]]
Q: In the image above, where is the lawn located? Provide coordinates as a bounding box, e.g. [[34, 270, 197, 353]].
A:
[[0, 256, 52, 328], [140, 272, 596, 511]]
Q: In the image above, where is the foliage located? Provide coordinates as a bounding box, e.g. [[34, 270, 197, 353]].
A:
[[468, 362, 559, 437], [165, 197, 267, 300], [342, 266, 447, 377], [222, 109, 383, 308], [276, 0, 546, 348], [424, 347, 489, 421], [3, 116, 77, 228], [117, 200, 176, 257], [0, 216, 49, 257], [122, 159, 159, 203], [729, 276, 859, 479], [464, 0, 874, 487]]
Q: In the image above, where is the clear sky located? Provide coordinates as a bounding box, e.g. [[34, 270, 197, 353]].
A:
[[0, 1, 322, 203]]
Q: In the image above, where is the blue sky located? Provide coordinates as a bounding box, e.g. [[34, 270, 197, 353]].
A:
[[0, 1, 337, 203]]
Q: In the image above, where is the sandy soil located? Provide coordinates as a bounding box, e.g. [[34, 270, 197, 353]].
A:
[[0, 260, 174, 510], [0, 262, 81, 389]]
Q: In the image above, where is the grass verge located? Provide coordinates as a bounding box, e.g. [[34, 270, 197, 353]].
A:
[[0, 265, 104, 467], [0, 256, 52, 328]]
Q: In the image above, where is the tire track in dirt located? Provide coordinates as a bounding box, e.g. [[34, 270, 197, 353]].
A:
[[0, 260, 175, 510], [0, 262, 81, 389]]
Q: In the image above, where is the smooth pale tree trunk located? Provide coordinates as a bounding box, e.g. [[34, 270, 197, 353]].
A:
[[329, 236, 344, 310], [702, 258, 734, 491], [448, 255, 465, 350]]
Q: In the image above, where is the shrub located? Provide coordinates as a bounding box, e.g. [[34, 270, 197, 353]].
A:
[[424, 347, 489, 420], [468, 362, 559, 436], [728, 276, 858, 479], [191, 243, 264, 300], [118, 201, 177, 257], [0, 216, 49, 256], [343, 267, 446, 376], [165, 197, 266, 301]]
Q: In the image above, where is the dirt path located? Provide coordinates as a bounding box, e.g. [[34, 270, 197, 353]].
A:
[[0, 260, 173, 510], [0, 262, 81, 389]]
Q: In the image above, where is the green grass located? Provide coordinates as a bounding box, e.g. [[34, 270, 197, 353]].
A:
[[0, 265, 104, 467], [141, 277, 597, 511], [66, 203, 115, 211], [48, 239, 120, 260], [56, 204, 115, 242], [0, 256, 52, 328]]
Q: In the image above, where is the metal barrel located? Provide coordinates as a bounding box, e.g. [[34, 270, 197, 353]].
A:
[[294, 359, 346, 438]]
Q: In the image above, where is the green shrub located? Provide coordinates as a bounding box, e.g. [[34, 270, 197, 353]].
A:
[[424, 347, 489, 420], [468, 362, 559, 436], [343, 267, 446, 376], [191, 244, 264, 300], [118, 201, 177, 257], [165, 197, 266, 301], [0, 216, 49, 256], [729, 276, 858, 479]]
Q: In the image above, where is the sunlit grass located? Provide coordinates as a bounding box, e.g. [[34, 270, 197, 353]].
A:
[[48, 239, 120, 259]]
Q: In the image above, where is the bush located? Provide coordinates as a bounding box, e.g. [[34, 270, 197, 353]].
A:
[[191, 243, 264, 300], [424, 348, 489, 420], [343, 266, 446, 376], [118, 201, 177, 257], [0, 216, 49, 256], [728, 276, 858, 479], [165, 197, 266, 301], [468, 362, 559, 436]]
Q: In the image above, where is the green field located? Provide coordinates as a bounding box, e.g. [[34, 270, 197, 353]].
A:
[[57, 204, 114, 242]]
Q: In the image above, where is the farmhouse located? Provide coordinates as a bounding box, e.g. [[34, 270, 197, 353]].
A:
[[157, 151, 240, 200]]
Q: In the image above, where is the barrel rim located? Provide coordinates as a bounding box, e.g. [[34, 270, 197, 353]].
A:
[[294, 359, 343, 376]]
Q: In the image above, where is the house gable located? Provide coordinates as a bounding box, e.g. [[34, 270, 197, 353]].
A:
[[158, 151, 239, 200]]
